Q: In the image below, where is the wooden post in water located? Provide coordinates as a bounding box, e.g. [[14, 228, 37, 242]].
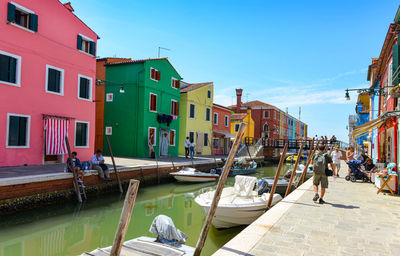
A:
[[110, 179, 140, 256], [194, 123, 247, 256], [65, 136, 82, 203], [266, 143, 288, 210], [284, 143, 303, 197], [106, 136, 123, 193], [296, 141, 320, 188]]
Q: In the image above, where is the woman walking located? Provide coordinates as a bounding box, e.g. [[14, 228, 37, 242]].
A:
[[346, 146, 355, 177], [331, 147, 342, 177]]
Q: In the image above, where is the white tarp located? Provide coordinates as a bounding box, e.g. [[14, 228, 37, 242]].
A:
[[234, 175, 257, 197], [149, 215, 188, 244]]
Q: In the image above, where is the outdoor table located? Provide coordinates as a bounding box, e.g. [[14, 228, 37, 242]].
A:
[[376, 173, 397, 196]]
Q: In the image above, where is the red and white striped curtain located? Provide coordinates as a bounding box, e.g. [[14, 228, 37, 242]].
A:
[[44, 118, 69, 155]]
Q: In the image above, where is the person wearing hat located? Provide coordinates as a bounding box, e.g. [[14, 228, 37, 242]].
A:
[[330, 147, 342, 177]]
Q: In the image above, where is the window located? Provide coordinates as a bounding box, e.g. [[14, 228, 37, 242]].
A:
[[171, 78, 180, 89], [263, 123, 269, 132], [225, 115, 229, 127], [189, 104, 195, 118], [78, 75, 92, 100], [46, 65, 64, 95], [274, 112, 276, 119], [207, 90, 211, 99], [149, 127, 156, 146], [204, 133, 209, 147], [189, 131, 195, 143], [171, 100, 179, 116], [150, 68, 160, 81], [213, 113, 218, 125], [150, 93, 157, 112], [6, 113, 30, 147], [105, 126, 112, 135], [77, 35, 96, 56], [7, 3, 38, 32], [264, 111, 270, 119], [0, 51, 21, 86], [213, 138, 219, 149], [206, 108, 211, 121], [234, 123, 240, 132], [75, 121, 89, 147], [169, 130, 175, 146], [106, 93, 113, 102]]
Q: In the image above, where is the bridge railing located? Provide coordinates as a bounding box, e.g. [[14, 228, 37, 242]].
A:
[[262, 138, 347, 150]]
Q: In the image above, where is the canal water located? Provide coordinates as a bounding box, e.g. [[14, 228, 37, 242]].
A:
[[0, 162, 297, 256]]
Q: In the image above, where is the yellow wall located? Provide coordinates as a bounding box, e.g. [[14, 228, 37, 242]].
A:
[[230, 109, 255, 139], [357, 94, 370, 110], [179, 84, 213, 155]]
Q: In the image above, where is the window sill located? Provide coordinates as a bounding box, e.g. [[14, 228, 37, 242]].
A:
[[78, 50, 95, 57], [150, 78, 159, 82], [75, 146, 89, 148], [78, 97, 93, 102], [6, 145, 30, 149], [46, 90, 64, 96], [10, 22, 35, 33], [149, 110, 157, 113], [0, 80, 20, 87]]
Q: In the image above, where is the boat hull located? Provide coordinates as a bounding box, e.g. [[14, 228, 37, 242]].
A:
[[171, 174, 219, 183]]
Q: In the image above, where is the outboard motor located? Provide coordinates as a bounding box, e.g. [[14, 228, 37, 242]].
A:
[[257, 178, 270, 196], [149, 215, 188, 246]]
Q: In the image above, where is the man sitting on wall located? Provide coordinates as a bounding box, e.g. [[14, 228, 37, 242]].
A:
[[91, 150, 112, 181]]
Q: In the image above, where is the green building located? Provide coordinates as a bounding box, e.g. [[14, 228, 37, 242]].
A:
[[103, 58, 182, 158]]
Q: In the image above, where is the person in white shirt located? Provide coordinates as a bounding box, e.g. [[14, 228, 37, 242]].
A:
[[331, 147, 342, 177], [91, 149, 112, 181], [184, 137, 190, 158]]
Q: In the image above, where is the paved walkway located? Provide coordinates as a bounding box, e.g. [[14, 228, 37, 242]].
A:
[[214, 161, 400, 256]]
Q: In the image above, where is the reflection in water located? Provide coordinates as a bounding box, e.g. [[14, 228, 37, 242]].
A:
[[0, 163, 293, 256]]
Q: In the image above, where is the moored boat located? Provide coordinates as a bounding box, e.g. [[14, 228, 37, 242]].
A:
[[257, 177, 296, 195], [195, 175, 282, 229], [170, 167, 219, 183]]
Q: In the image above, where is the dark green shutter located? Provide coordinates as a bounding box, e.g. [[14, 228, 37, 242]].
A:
[[7, 3, 15, 22], [8, 116, 27, 146], [89, 41, 96, 55], [393, 44, 399, 85], [55, 70, 60, 92], [29, 13, 38, 32], [77, 35, 82, 50], [18, 117, 27, 146], [9, 57, 16, 83], [79, 77, 89, 99]]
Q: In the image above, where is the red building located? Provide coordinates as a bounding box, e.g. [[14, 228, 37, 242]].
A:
[[212, 103, 233, 155]]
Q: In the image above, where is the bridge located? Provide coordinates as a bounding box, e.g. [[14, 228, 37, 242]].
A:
[[261, 138, 349, 150]]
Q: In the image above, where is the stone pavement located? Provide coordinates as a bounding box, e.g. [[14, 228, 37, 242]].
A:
[[214, 161, 400, 256]]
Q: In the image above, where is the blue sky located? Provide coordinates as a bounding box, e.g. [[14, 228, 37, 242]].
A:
[[70, 0, 399, 141]]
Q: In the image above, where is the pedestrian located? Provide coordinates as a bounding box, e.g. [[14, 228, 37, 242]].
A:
[[91, 149, 112, 181], [148, 135, 155, 158], [190, 138, 195, 159], [330, 147, 342, 177], [184, 136, 190, 158], [67, 152, 85, 187], [311, 144, 336, 204], [346, 146, 355, 177]]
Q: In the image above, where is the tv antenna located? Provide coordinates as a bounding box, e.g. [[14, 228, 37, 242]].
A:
[[158, 47, 171, 58]]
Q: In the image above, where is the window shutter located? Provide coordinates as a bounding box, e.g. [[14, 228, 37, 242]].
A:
[[9, 57, 16, 83], [393, 44, 400, 85], [29, 13, 38, 32], [156, 71, 161, 81], [55, 70, 61, 92], [77, 35, 82, 50], [7, 3, 16, 22], [176, 80, 180, 88], [176, 102, 179, 115], [89, 41, 96, 55], [151, 69, 155, 79]]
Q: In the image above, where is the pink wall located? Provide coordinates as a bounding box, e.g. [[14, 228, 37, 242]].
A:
[[0, 0, 98, 166]]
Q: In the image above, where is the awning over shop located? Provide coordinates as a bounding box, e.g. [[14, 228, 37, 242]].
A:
[[352, 118, 384, 138], [213, 131, 236, 138]]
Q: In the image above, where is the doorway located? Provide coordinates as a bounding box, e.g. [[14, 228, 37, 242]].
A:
[[159, 129, 169, 157]]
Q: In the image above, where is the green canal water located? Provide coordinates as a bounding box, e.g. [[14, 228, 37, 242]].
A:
[[0, 162, 297, 256]]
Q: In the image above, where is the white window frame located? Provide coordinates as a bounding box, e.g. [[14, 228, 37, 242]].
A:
[[234, 123, 240, 132], [171, 77, 178, 89], [204, 133, 209, 147], [224, 115, 229, 127], [207, 89, 211, 99], [45, 64, 64, 96], [205, 107, 211, 122], [78, 33, 95, 56], [105, 126, 112, 135], [6, 113, 30, 148], [0, 50, 22, 87], [77, 74, 93, 101], [150, 67, 159, 82], [171, 99, 178, 116], [106, 93, 113, 102], [169, 129, 176, 146], [74, 120, 90, 148], [189, 103, 196, 119], [9, 2, 35, 33], [213, 112, 218, 125], [149, 127, 157, 146], [149, 93, 157, 113]]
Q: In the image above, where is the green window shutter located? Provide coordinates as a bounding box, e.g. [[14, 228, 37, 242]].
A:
[[393, 44, 399, 85], [77, 35, 82, 50], [7, 3, 16, 22], [29, 13, 38, 32], [89, 41, 96, 55], [9, 57, 16, 83]]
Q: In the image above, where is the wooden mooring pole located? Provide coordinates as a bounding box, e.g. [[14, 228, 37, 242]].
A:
[[296, 140, 320, 188], [284, 143, 303, 197], [194, 123, 247, 256], [266, 143, 288, 210], [65, 136, 82, 203], [106, 136, 123, 193], [110, 179, 140, 256]]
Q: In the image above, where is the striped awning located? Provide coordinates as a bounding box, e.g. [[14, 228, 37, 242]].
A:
[[352, 118, 384, 138], [44, 118, 69, 155]]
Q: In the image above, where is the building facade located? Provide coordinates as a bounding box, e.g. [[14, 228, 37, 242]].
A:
[[103, 58, 182, 158], [212, 103, 233, 155], [230, 109, 255, 139], [0, 0, 98, 166], [178, 82, 213, 156], [355, 93, 370, 147]]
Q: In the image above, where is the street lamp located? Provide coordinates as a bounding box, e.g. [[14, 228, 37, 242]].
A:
[[345, 89, 350, 101], [344, 86, 393, 101]]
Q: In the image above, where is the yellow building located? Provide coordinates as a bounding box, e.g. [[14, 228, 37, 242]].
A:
[[179, 82, 213, 155], [230, 109, 255, 139]]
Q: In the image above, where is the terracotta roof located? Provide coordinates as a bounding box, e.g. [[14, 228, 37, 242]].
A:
[[231, 113, 247, 120], [97, 57, 132, 63], [213, 103, 231, 111], [228, 100, 273, 109], [180, 82, 213, 93]]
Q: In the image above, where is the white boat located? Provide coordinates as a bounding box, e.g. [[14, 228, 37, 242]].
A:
[[195, 175, 283, 228], [295, 164, 313, 178], [170, 167, 219, 183]]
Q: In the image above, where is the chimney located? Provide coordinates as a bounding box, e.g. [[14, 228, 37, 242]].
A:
[[236, 88, 243, 112], [63, 2, 74, 12]]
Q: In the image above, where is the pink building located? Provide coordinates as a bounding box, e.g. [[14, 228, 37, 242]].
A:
[[0, 0, 98, 166]]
